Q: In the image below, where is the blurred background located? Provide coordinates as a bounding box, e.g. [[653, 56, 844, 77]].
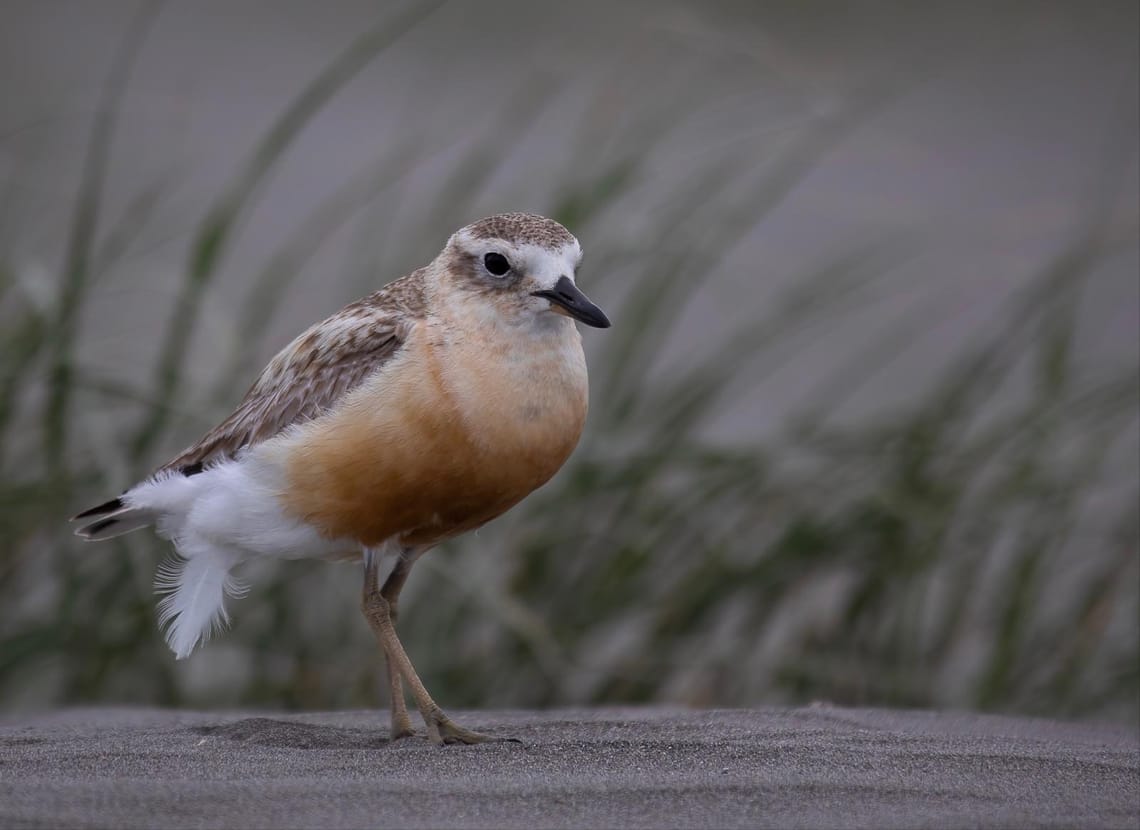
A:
[[1, 1, 1136, 723]]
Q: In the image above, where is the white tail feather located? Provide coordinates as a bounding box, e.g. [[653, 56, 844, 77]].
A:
[[80, 459, 348, 659], [155, 546, 245, 660]]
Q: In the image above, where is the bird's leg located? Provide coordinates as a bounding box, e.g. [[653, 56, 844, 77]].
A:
[[362, 552, 509, 746], [379, 554, 415, 740]]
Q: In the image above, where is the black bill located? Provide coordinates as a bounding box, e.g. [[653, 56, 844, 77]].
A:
[[532, 276, 611, 328]]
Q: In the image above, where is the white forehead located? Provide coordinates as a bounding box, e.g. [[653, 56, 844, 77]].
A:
[[511, 240, 582, 280]]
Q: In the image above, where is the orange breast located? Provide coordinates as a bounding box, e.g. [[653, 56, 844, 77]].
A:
[[277, 323, 587, 548]]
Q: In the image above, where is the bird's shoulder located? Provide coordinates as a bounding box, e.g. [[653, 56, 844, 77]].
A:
[[158, 270, 427, 476]]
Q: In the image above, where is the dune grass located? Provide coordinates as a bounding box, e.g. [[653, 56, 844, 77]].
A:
[[0, 4, 1135, 723]]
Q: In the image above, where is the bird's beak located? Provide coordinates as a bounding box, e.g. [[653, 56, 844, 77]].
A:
[[531, 276, 611, 328]]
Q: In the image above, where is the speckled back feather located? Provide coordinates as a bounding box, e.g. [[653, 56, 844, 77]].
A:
[[161, 271, 426, 475]]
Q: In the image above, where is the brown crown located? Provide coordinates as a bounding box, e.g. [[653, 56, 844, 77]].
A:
[[462, 213, 576, 249]]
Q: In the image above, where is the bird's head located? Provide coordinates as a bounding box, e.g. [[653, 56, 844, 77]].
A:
[[434, 212, 610, 331]]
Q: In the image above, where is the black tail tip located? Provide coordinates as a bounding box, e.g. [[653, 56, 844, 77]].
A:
[[76, 516, 120, 538], [72, 497, 124, 521]]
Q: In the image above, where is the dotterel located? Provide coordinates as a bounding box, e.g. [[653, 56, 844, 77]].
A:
[[72, 212, 610, 745]]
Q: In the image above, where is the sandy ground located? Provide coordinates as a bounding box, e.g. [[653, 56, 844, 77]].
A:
[[0, 705, 1136, 829]]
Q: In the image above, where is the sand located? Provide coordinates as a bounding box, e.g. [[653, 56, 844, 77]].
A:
[[1, 705, 1137, 829]]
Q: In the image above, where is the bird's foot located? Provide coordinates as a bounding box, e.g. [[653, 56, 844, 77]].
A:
[[425, 712, 518, 746], [389, 726, 417, 741], [389, 709, 416, 741]]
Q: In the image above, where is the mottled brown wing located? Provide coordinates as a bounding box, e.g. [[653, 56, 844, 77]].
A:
[[159, 277, 422, 475]]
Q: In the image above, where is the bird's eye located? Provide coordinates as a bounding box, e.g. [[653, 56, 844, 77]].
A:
[[483, 252, 511, 277]]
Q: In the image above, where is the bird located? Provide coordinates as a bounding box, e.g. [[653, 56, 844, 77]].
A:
[[71, 212, 610, 745]]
